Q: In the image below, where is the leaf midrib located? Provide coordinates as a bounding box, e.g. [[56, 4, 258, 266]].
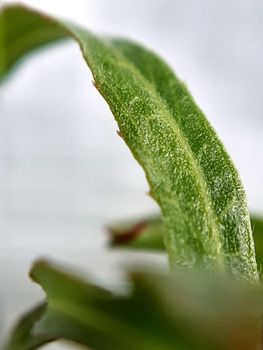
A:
[[95, 40, 222, 259]]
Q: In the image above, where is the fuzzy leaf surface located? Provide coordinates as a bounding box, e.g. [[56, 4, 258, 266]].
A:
[[0, 4, 258, 280]]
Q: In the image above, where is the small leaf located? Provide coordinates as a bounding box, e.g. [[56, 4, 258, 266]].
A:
[[107, 215, 165, 251], [108, 215, 165, 251], [3, 259, 263, 350], [0, 4, 258, 280]]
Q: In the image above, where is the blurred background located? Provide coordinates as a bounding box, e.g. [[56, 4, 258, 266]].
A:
[[1, 0, 263, 348]]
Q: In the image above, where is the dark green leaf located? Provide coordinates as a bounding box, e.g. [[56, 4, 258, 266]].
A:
[[0, 4, 258, 280]]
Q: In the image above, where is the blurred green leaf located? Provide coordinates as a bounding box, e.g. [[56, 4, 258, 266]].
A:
[[108, 215, 165, 251], [0, 4, 258, 279], [0, 5, 67, 81], [3, 259, 263, 350]]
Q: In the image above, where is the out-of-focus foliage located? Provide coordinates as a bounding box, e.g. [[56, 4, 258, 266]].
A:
[[3, 260, 263, 350]]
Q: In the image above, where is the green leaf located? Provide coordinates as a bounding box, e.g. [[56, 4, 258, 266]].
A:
[[3, 259, 263, 350], [0, 4, 258, 280]]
